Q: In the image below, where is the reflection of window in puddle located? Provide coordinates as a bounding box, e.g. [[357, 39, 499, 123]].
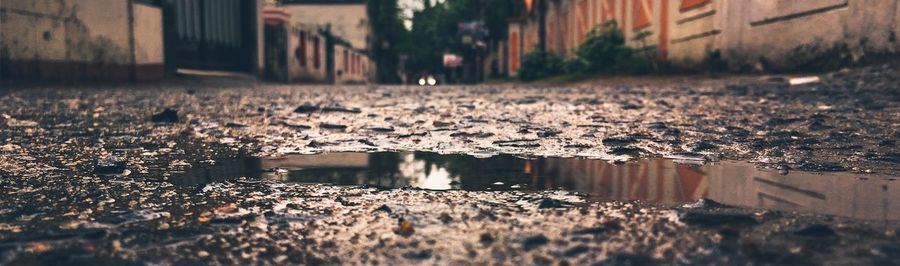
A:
[[399, 154, 457, 190]]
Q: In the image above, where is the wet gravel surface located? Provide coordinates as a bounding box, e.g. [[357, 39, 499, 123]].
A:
[[0, 64, 899, 264]]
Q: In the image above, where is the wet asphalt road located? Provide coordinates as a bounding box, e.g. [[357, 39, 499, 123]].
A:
[[0, 64, 899, 265]]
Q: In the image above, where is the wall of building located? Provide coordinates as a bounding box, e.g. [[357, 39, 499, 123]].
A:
[[522, 16, 540, 55], [545, 0, 670, 64], [282, 4, 369, 50], [719, 0, 900, 71], [507, 0, 900, 74], [666, 0, 719, 69], [133, 3, 164, 81], [492, 40, 507, 77], [286, 27, 328, 82], [1, 0, 164, 81], [283, 25, 370, 84], [275, 2, 372, 84], [257, 0, 267, 77], [334, 45, 368, 84]]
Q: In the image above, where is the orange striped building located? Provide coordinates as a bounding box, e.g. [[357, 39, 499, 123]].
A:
[[506, 0, 900, 76]]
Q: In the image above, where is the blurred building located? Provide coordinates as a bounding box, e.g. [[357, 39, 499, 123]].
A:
[[1, 0, 372, 84], [505, 0, 900, 76], [537, 158, 900, 221], [1, 0, 267, 82], [263, 0, 373, 84]]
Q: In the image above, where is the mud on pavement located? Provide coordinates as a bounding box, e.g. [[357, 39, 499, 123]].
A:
[[0, 64, 899, 264]]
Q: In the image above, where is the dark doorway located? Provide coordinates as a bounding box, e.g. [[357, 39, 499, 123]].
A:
[[161, 0, 257, 73], [264, 24, 288, 82]]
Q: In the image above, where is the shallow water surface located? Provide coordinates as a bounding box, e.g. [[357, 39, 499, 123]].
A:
[[173, 152, 899, 221]]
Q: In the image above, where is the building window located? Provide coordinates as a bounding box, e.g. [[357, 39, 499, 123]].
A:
[[314, 36, 321, 69], [344, 49, 350, 73], [297, 31, 307, 67]]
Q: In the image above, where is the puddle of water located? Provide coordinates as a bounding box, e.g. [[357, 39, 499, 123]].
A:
[[170, 158, 262, 186], [172, 152, 899, 221]]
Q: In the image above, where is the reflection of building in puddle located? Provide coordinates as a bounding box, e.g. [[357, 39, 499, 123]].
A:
[[263, 153, 370, 169], [706, 162, 900, 221], [536, 159, 707, 205], [262, 152, 459, 190], [264, 153, 379, 186], [537, 159, 900, 221], [171, 158, 262, 186], [172, 152, 898, 221]]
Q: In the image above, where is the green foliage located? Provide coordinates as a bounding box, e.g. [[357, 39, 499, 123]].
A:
[[405, 1, 464, 74], [518, 21, 653, 81], [367, 0, 406, 83], [403, 0, 523, 74], [705, 49, 728, 71], [517, 47, 565, 81], [574, 21, 651, 74], [413, 152, 530, 189]]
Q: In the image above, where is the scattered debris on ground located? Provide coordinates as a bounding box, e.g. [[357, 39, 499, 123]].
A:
[[0, 64, 898, 264]]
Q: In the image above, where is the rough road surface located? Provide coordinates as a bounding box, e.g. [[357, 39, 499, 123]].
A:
[[0, 64, 899, 264]]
